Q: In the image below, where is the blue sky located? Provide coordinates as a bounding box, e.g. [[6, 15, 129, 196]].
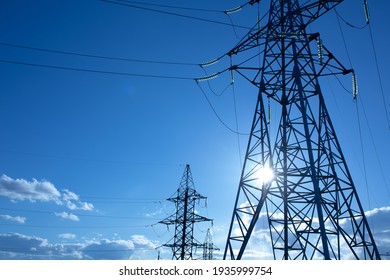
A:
[[0, 0, 389, 260]]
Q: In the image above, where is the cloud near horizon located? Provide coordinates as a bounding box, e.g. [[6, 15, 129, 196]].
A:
[[0, 233, 158, 260], [58, 233, 77, 240]]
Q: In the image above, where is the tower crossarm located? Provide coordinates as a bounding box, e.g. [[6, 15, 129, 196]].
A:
[[228, 0, 344, 56], [158, 214, 177, 226]]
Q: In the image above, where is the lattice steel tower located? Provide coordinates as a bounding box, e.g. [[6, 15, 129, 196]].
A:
[[159, 164, 211, 260], [203, 228, 219, 260], [223, 0, 380, 260]]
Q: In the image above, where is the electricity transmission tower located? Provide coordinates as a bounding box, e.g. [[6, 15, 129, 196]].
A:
[[159, 164, 212, 260], [203, 228, 219, 260], [222, 0, 381, 260]]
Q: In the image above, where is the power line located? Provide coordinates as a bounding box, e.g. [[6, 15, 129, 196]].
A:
[[334, 4, 389, 206], [0, 207, 159, 220], [108, 0, 264, 41], [0, 247, 143, 253], [0, 148, 185, 167], [0, 223, 148, 229], [100, 0, 250, 30], [357, 95, 390, 198], [0, 42, 198, 66], [335, 2, 390, 131], [195, 80, 248, 135], [367, 23, 390, 131], [83, 200, 161, 204], [0, 58, 194, 80], [112, 0, 223, 13], [0, 244, 158, 255], [80, 197, 168, 203], [334, 9, 368, 30]]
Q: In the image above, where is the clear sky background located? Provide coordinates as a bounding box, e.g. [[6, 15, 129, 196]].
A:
[[0, 0, 389, 260]]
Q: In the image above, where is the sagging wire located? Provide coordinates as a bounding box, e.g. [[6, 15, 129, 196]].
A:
[[150, 223, 170, 238], [223, 0, 262, 39], [196, 51, 251, 136], [230, 58, 244, 169], [198, 58, 233, 96], [334, 0, 370, 30], [334, 1, 387, 225], [100, 0, 250, 29], [195, 79, 248, 136]]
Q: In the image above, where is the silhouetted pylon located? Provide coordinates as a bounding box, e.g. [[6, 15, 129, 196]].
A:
[[159, 164, 212, 260]]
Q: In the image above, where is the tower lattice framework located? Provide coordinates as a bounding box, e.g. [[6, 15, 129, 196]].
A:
[[224, 0, 381, 260], [159, 164, 211, 260], [203, 228, 219, 260]]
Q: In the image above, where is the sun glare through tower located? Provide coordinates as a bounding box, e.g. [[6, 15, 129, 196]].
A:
[[196, 0, 382, 260], [255, 165, 274, 185]]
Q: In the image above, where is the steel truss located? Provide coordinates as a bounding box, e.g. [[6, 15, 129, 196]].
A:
[[224, 0, 380, 260], [159, 164, 211, 260]]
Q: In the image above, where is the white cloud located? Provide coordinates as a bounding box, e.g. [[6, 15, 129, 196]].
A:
[[365, 206, 390, 259], [62, 189, 94, 211], [131, 235, 156, 249], [129, 235, 158, 259], [0, 233, 84, 260], [58, 233, 76, 240], [83, 239, 135, 260], [0, 214, 26, 224], [0, 174, 94, 211], [0, 233, 160, 260], [55, 212, 79, 221], [62, 189, 79, 201], [0, 175, 61, 203], [365, 206, 390, 232]]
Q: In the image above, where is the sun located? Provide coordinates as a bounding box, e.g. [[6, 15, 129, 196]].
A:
[[255, 165, 274, 185]]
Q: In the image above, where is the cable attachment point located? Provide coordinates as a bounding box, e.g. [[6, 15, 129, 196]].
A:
[[249, 0, 261, 5], [199, 58, 219, 68], [195, 72, 219, 82], [316, 36, 324, 65], [224, 6, 243, 15], [352, 71, 358, 101], [364, 0, 370, 24]]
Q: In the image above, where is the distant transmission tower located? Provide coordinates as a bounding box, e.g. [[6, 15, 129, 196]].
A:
[[221, 0, 381, 260], [159, 164, 212, 260], [203, 228, 219, 260]]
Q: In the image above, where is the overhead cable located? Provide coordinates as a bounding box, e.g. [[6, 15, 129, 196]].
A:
[[0, 207, 160, 220], [334, 9, 367, 30], [367, 23, 390, 131], [112, 0, 223, 13], [0, 223, 149, 229], [0, 42, 197, 66], [100, 0, 250, 30], [195, 80, 248, 136], [0, 59, 194, 80]]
